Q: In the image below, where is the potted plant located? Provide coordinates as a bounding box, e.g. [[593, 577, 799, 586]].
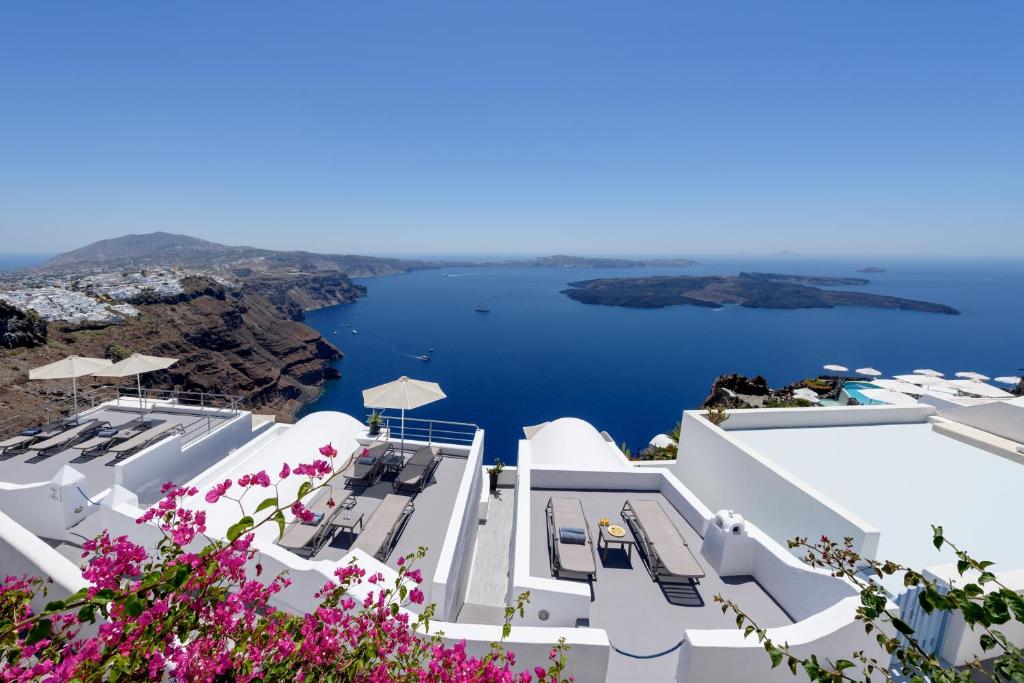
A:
[[368, 411, 382, 436], [487, 459, 504, 493]]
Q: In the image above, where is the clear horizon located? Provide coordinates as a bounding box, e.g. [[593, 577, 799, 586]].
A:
[[2, 2, 1022, 256]]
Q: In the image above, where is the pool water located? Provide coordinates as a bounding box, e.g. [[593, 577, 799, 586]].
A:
[[841, 381, 883, 405]]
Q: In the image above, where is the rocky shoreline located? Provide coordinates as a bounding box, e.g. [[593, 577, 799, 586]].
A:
[[0, 273, 363, 424]]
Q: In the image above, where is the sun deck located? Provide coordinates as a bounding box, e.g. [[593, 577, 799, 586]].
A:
[[530, 488, 792, 678], [0, 405, 234, 496], [307, 454, 468, 588]]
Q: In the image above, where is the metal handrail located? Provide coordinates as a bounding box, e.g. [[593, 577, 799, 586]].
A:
[[0, 385, 244, 441], [371, 412, 479, 446]]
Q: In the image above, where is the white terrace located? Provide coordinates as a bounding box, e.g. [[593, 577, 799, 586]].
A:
[[0, 395, 914, 682]]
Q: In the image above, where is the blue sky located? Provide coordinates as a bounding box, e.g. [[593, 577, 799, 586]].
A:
[[1, 2, 1021, 256]]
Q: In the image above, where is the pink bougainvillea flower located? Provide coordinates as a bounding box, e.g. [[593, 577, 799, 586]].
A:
[[319, 442, 338, 457]]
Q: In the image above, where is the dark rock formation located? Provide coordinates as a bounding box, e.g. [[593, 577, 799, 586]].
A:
[[562, 272, 959, 315], [702, 373, 770, 408], [0, 302, 47, 349]]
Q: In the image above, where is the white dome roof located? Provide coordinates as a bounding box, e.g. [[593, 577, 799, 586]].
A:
[[649, 433, 676, 449], [526, 417, 625, 469]]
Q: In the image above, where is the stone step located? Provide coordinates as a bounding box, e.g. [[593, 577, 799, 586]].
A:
[[457, 602, 506, 625]]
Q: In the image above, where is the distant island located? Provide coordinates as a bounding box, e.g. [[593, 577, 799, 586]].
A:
[[486, 255, 698, 269], [561, 271, 960, 314], [857, 267, 887, 273]]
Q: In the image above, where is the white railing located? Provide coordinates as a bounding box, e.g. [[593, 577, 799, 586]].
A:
[[371, 412, 478, 447]]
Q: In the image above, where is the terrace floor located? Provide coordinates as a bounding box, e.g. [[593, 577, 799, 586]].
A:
[[530, 488, 793, 681], [0, 406, 234, 496], [309, 454, 468, 609]]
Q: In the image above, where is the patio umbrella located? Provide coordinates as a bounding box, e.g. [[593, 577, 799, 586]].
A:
[[894, 374, 951, 387], [93, 353, 178, 422], [822, 364, 848, 373], [855, 367, 882, 377], [994, 376, 1022, 385], [954, 371, 990, 381], [363, 376, 446, 453], [29, 355, 113, 418], [873, 379, 926, 395], [913, 369, 945, 377]]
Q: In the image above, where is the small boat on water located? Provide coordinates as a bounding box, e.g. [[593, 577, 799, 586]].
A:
[[417, 354, 431, 362], [352, 329, 359, 335], [428, 348, 435, 353], [475, 304, 490, 313]]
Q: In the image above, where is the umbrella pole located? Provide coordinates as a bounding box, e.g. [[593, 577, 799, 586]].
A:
[[72, 376, 78, 422], [137, 373, 144, 423], [401, 408, 406, 456]]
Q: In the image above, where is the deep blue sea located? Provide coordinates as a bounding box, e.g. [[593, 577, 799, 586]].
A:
[[0, 254, 49, 271], [300, 257, 1024, 464]]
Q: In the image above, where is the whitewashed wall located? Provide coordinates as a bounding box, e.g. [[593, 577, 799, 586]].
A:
[[431, 429, 485, 621], [114, 411, 254, 500], [672, 411, 881, 558]]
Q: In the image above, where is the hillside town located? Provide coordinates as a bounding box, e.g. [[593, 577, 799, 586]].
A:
[[0, 267, 231, 324]]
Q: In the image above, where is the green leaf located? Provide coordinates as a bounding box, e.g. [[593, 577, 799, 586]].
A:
[[767, 646, 784, 668], [25, 618, 52, 645], [932, 526, 944, 550], [835, 659, 855, 671], [273, 510, 286, 539], [124, 597, 144, 617], [297, 481, 313, 500], [891, 618, 915, 636], [227, 516, 255, 542], [255, 496, 279, 513]]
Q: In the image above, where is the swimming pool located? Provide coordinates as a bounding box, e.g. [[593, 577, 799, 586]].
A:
[[842, 381, 884, 405]]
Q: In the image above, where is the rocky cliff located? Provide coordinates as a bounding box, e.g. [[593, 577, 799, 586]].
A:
[[0, 302, 48, 349], [0, 274, 361, 423]]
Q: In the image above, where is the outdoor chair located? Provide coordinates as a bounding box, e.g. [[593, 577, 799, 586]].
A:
[[621, 499, 705, 585], [26, 419, 105, 457], [342, 441, 391, 487], [278, 488, 352, 557], [351, 494, 415, 561], [545, 497, 597, 581], [109, 421, 181, 460], [392, 445, 442, 493]]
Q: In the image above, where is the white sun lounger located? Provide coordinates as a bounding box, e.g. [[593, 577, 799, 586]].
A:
[[351, 494, 414, 561], [392, 445, 441, 493], [621, 499, 705, 585], [109, 422, 180, 459], [342, 441, 391, 486], [278, 488, 352, 557], [545, 497, 597, 580], [27, 420, 104, 456]]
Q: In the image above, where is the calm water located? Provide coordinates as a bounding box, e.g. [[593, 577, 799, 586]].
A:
[[301, 257, 1024, 464], [0, 254, 49, 271]]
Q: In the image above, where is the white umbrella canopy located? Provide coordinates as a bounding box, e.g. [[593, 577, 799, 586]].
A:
[[823, 364, 848, 373], [855, 367, 882, 377], [913, 369, 945, 377], [955, 371, 990, 381], [894, 374, 948, 387], [29, 355, 113, 418], [994, 376, 1022, 385], [93, 354, 179, 421], [362, 376, 446, 451], [873, 379, 926, 395]]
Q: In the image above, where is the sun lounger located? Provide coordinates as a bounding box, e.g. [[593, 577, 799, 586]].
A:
[[74, 425, 143, 458], [351, 494, 414, 561], [621, 499, 705, 585], [545, 497, 597, 580], [27, 420, 104, 456], [0, 432, 42, 455], [109, 422, 180, 459], [278, 488, 352, 557], [392, 445, 441, 493], [342, 441, 391, 486]]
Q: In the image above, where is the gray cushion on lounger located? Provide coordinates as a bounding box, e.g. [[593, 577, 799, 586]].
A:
[[560, 529, 586, 545]]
